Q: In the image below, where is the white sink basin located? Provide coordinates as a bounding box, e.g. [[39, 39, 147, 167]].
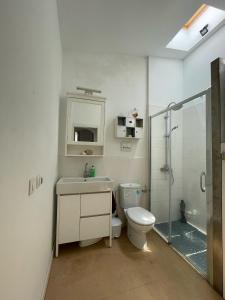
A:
[[56, 177, 114, 195]]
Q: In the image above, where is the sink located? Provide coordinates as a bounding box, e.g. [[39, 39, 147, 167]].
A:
[[56, 176, 114, 195]]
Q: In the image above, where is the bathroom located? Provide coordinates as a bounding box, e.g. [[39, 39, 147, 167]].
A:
[[1, 1, 225, 300]]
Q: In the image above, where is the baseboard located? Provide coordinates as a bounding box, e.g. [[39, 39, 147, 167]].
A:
[[40, 250, 53, 300]]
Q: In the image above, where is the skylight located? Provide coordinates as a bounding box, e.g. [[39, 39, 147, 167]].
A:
[[166, 4, 225, 51]]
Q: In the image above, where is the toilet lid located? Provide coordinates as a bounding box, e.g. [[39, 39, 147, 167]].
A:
[[127, 207, 155, 225]]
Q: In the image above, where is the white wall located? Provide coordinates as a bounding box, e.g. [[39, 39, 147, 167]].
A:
[[58, 52, 148, 214], [0, 1, 61, 300], [148, 57, 183, 109], [148, 57, 183, 224], [183, 24, 225, 97]]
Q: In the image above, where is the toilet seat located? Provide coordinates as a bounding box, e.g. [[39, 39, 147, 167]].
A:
[[127, 207, 155, 226]]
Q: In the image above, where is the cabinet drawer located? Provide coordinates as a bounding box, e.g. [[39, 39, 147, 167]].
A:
[[81, 192, 111, 216], [80, 215, 110, 240]]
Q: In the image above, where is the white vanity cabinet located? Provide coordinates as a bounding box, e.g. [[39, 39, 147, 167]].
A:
[[56, 191, 112, 257]]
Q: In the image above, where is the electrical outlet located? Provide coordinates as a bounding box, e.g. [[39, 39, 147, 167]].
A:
[[28, 177, 36, 195]]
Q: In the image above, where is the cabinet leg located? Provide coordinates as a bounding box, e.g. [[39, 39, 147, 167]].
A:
[[55, 243, 59, 257], [109, 235, 112, 248]]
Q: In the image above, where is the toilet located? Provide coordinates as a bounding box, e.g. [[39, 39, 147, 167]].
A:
[[120, 183, 155, 249]]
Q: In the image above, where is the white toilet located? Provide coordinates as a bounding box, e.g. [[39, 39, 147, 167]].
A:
[[120, 183, 155, 249]]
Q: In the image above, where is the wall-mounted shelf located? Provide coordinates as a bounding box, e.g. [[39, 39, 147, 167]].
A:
[[115, 116, 143, 139], [66, 144, 104, 157]]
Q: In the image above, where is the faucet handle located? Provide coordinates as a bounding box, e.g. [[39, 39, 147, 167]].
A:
[[83, 162, 89, 178]]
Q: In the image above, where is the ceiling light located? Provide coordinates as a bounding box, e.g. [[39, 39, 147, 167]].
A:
[[166, 4, 225, 52]]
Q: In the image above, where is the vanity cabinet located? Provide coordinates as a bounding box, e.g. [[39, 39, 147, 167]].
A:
[[56, 191, 112, 256]]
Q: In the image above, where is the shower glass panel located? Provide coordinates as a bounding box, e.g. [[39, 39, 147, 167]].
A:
[[150, 92, 209, 278], [170, 96, 207, 276], [150, 112, 170, 242]]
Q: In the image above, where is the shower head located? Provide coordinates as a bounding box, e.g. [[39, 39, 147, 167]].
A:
[[167, 102, 176, 108], [171, 103, 183, 111], [167, 101, 183, 111]]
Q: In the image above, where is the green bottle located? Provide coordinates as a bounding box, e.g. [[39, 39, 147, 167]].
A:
[[89, 165, 96, 177]]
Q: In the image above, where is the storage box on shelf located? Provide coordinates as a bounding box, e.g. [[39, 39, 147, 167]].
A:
[[115, 116, 143, 139]]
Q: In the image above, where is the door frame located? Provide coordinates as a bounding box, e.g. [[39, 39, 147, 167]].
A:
[[210, 57, 225, 295]]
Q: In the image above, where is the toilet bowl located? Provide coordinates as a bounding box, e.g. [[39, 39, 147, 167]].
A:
[[125, 207, 155, 249], [119, 183, 156, 249]]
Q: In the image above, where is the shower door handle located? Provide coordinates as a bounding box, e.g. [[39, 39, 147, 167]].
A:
[[200, 171, 206, 192]]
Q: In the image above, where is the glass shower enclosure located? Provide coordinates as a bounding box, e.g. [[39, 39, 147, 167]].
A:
[[150, 90, 212, 278]]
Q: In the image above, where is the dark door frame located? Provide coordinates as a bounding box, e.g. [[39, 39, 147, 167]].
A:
[[210, 57, 225, 295]]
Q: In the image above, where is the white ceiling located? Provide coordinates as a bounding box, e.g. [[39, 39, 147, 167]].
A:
[[57, 0, 225, 59]]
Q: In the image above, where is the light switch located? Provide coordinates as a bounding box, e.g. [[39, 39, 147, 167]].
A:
[[36, 175, 43, 189], [36, 175, 40, 188], [28, 177, 36, 195]]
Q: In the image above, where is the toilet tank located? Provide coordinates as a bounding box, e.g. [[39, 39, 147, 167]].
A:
[[119, 183, 142, 209]]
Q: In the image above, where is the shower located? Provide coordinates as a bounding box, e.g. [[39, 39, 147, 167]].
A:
[[150, 90, 211, 278], [149, 59, 225, 295], [160, 102, 183, 183]]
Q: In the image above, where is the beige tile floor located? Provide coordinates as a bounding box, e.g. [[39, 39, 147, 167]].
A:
[[45, 231, 222, 300]]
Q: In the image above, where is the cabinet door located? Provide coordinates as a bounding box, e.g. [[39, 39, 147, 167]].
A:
[[116, 126, 126, 138], [80, 215, 110, 240], [135, 127, 143, 138], [58, 195, 80, 244], [67, 99, 105, 144]]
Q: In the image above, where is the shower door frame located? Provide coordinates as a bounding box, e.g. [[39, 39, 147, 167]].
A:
[[149, 88, 213, 281], [210, 57, 225, 295]]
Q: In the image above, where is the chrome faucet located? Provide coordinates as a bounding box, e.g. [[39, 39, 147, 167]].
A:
[[83, 162, 89, 178]]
